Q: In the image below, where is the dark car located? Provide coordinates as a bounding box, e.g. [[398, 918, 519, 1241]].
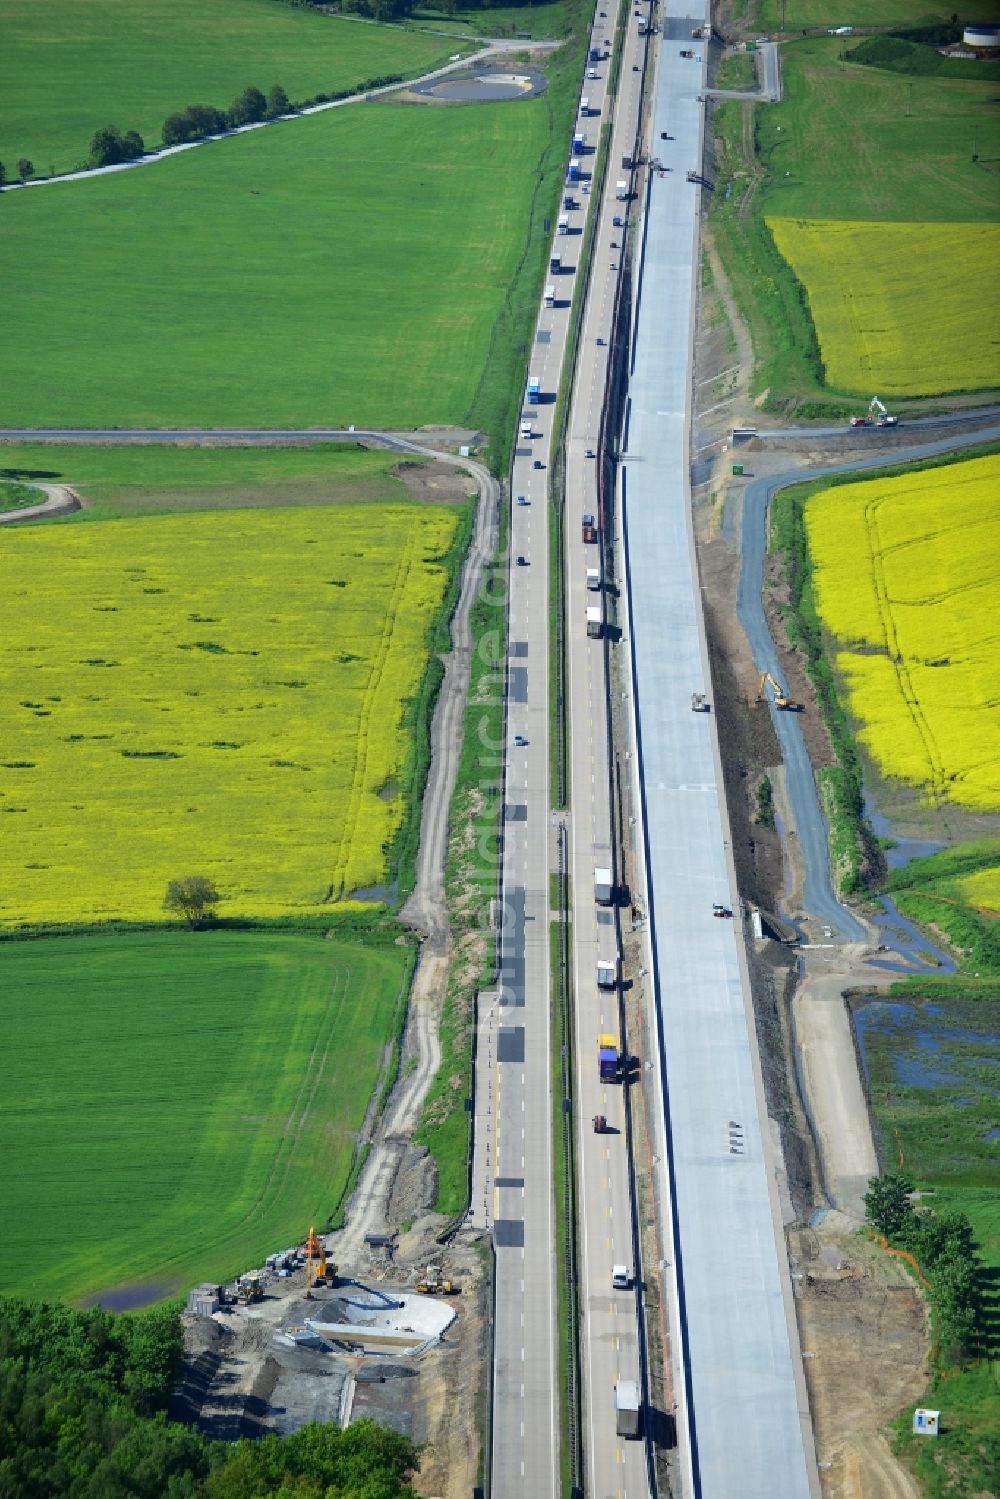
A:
[[516, 555, 529, 566]]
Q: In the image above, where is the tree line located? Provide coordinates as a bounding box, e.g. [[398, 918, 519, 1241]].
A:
[[865, 1173, 983, 1362], [1, 71, 411, 186], [0, 1297, 418, 1497]]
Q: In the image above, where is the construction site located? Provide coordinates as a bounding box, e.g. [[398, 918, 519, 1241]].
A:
[[174, 1218, 488, 1491]]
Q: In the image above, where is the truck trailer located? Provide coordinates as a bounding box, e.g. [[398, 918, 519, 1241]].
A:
[[568, 158, 581, 182], [586, 606, 602, 638], [558, 213, 570, 235], [615, 1381, 641, 1438], [527, 375, 541, 402], [586, 565, 602, 591], [594, 866, 613, 904], [550, 250, 562, 273], [598, 1033, 619, 1082], [544, 285, 556, 307], [597, 958, 616, 988], [615, 179, 629, 200]]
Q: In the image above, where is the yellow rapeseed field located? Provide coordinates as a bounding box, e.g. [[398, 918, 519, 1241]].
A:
[[955, 866, 1000, 914], [0, 505, 458, 926], [767, 218, 1000, 396], [806, 454, 1000, 811]]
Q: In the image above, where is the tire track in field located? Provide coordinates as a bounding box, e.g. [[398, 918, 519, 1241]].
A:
[[243, 960, 357, 1228], [862, 492, 954, 831], [325, 526, 421, 901], [149, 963, 352, 1274]]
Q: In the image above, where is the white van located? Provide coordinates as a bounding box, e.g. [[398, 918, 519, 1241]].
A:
[[612, 1265, 631, 1289]]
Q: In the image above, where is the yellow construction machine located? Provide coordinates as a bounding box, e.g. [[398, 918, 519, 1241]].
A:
[[304, 1226, 338, 1293], [757, 671, 798, 711], [415, 1263, 457, 1295], [238, 1275, 263, 1305]]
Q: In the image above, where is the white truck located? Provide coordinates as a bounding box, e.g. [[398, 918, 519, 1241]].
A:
[[580, 96, 590, 115], [586, 605, 602, 638], [594, 867, 613, 905], [597, 957, 616, 988], [544, 284, 556, 307], [615, 1380, 641, 1438], [615, 179, 629, 201], [586, 565, 602, 591], [558, 213, 570, 235]]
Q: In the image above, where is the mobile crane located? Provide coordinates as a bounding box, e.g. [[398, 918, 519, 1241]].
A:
[[757, 671, 799, 711]]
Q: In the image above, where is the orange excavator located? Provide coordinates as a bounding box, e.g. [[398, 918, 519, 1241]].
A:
[[304, 1226, 338, 1293]]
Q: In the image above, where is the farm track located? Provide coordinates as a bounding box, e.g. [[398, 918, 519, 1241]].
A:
[[0, 483, 84, 523]]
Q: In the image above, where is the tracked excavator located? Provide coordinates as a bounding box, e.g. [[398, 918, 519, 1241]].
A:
[[757, 671, 799, 711], [304, 1225, 338, 1293]]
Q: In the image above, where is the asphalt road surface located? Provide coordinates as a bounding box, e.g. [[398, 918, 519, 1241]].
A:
[[561, 6, 653, 1497], [619, 11, 819, 1497]]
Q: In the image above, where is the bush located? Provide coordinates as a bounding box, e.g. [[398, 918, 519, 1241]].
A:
[[162, 104, 228, 148], [227, 85, 268, 129], [90, 125, 145, 168], [266, 84, 291, 118]]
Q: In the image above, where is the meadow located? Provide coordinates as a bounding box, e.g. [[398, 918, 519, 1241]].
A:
[[0, 0, 455, 175], [886, 840, 1000, 979], [805, 454, 1000, 811], [710, 32, 1000, 409], [0, 503, 461, 926], [0, 441, 427, 520], [767, 219, 1000, 395], [409, 0, 573, 37], [756, 0, 986, 31], [0, 931, 411, 1303], [0, 99, 551, 433]]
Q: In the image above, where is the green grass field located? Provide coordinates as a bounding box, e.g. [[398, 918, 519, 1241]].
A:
[[0, 931, 412, 1304], [0, 442, 424, 520], [756, 0, 987, 30], [757, 39, 999, 224], [0, 0, 456, 176], [0, 98, 551, 432], [409, 0, 573, 37]]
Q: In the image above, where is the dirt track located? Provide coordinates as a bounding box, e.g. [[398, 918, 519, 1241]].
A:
[[0, 483, 83, 523], [330, 443, 498, 1265]]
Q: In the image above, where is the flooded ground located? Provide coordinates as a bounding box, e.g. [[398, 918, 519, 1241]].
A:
[[851, 996, 1000, 1181]]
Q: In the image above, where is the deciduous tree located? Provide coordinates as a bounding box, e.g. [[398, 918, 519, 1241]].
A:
[[266, 84, 291, 118], [164, 874, 221, 928], [864, 1172, 915, 1237]]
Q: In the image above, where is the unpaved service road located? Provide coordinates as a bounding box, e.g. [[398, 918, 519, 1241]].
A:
[[0, 483, 83, 523]]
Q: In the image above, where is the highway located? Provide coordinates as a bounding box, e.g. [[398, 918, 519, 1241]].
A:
[[618, 7, 819, 1497], [561, 6, 653, 1499]]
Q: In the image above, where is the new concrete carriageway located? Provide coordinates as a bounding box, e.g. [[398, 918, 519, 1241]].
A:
[[618, 11, 820, 1499]]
